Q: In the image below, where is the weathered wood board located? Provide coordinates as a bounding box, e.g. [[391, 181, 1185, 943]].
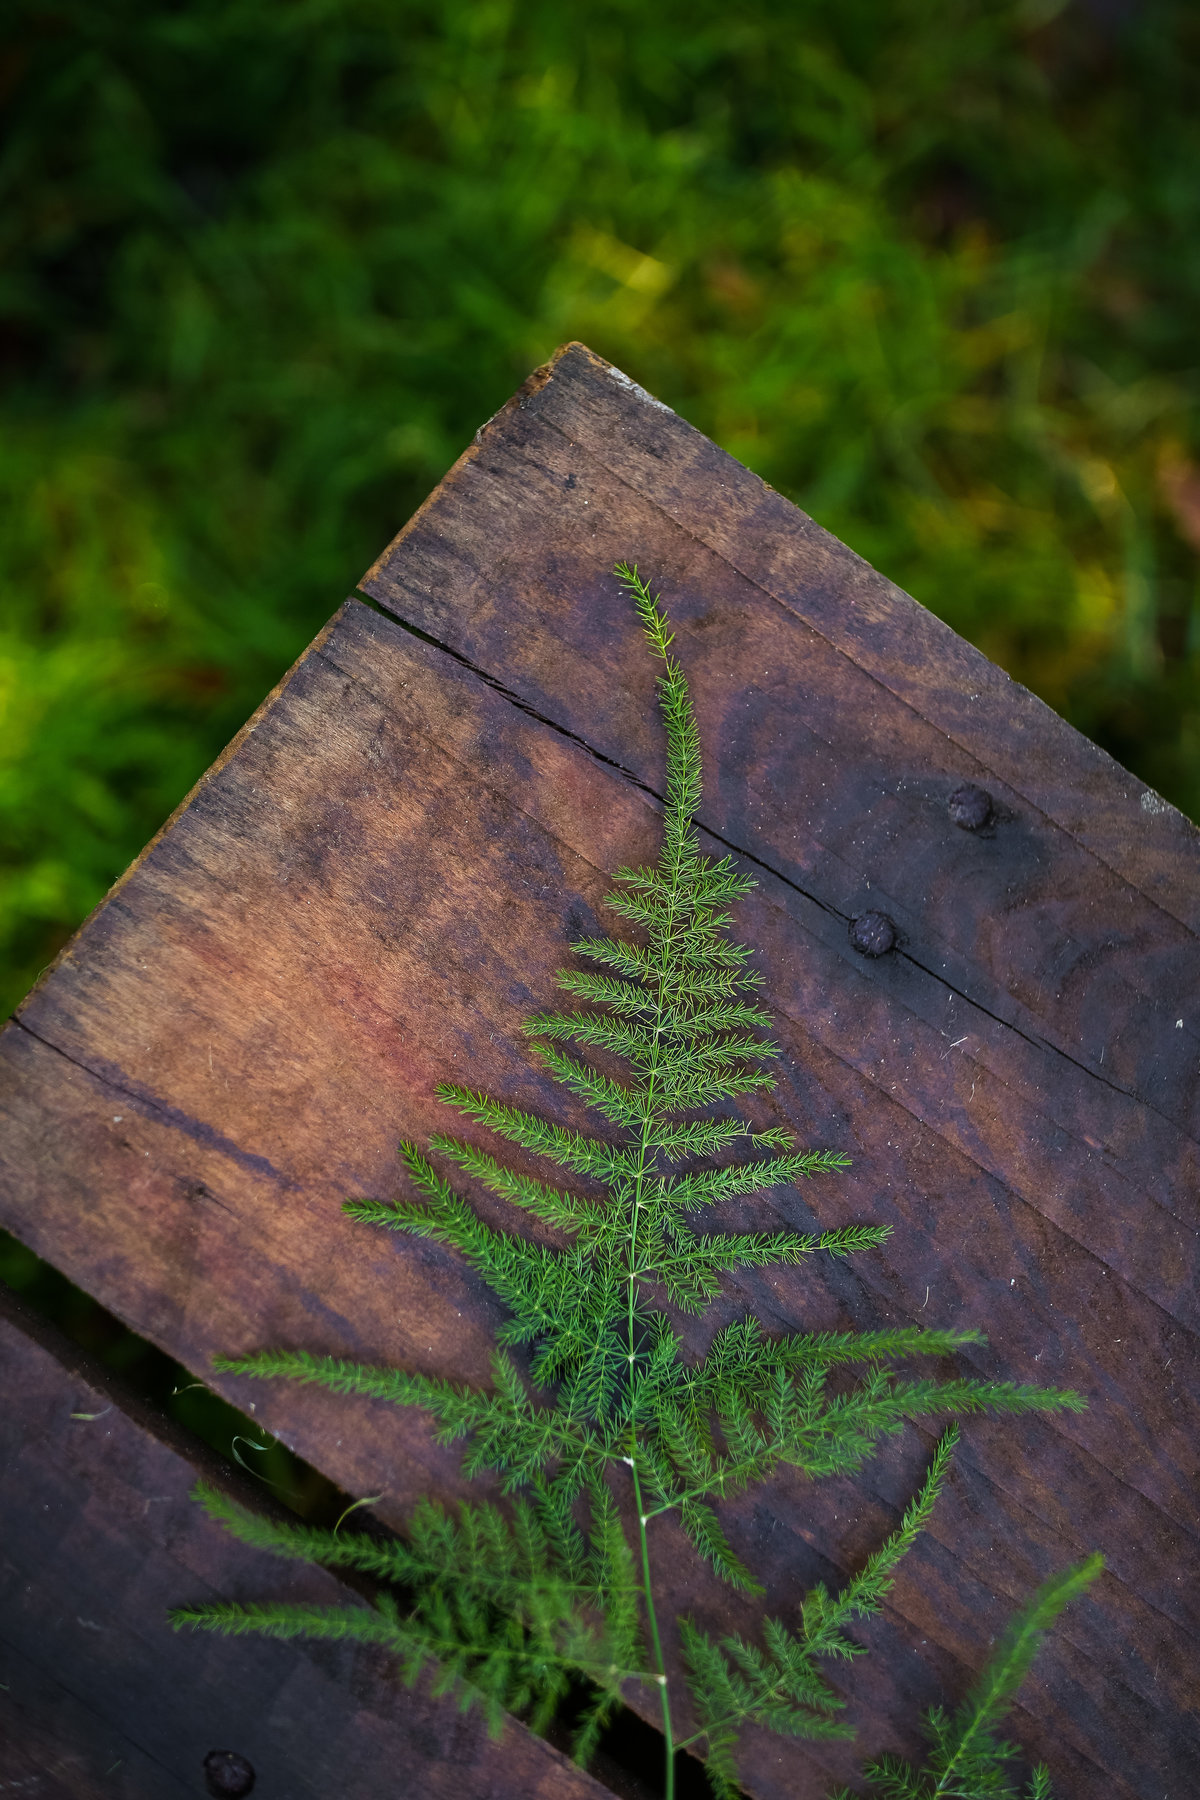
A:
[[0, 1288, 611, 1799], [1, 343, 1197, 1795]]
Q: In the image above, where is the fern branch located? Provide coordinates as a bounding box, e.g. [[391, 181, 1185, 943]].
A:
[[655, 1150, 851, 1209], [563, 939, 658, 984], [426, 1135, 602, 1234], [679, 1430, 960, 1788], [856, 1555, 1104, 1799], [193, 564, 1093, 1800], [436, 1085, 638, 1182], [528, 1043, 650, 1129]]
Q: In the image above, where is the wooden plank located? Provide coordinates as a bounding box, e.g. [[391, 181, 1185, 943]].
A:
[[369, 341, 1200, 929], [1, 583, 1195, 1795], [0, 1287, 615, 1800], [361, 344, 1200, 1150]]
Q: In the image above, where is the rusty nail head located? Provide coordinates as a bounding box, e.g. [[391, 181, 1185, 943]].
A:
[[850, 911, 897, 958], [948, 783, 993, 831], [204, 1752, 255, 1798]]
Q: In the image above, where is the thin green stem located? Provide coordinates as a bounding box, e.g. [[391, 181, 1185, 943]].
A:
[[928, 1661, 1022, 1796], [623, 951, 673, 1797], [630, 1451, 675, 1800], [619, 629, 688, 1800], [640, 1474, 744, 1522], [674, 1665, 794, 1756]]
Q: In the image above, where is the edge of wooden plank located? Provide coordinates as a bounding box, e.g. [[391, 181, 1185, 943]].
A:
[[361, 340, 1200, 937], [8, 609, 350, 1028], [0, 1282, 623, 1800]]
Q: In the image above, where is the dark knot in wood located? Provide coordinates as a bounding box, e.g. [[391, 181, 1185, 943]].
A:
[[849, 910, 897, 957], [948, 782, 994, 830], [204, 1751, 256, 1797]]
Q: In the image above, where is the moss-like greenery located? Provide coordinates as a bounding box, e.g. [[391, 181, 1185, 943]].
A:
[[3, 0, 1199, 1018]]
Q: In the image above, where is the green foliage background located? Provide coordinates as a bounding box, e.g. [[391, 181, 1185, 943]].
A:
[[3, 0, 1200, 1022]]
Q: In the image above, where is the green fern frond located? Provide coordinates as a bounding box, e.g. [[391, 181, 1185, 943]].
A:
[[881, 1376, 1087, 1419], [649, 1118, 771, 1159], [213, 1346, 452, 1409], [523, 1010, 659, 1060], [646, 1225, 884, 1313], [677, 1497, 764, 1592], [527, 1043, 649, 1130], [189, 1482, 607, 1617], [172, 1596, 403, 1649], [655, 1151, 850, 1210], [654, 1066, 780, 1111], [426, 1135, 602, 1234], [856, 1554, 1103, 1799], [194, 564, 1094, 1800], [562, 939, 657, 982], [435, 1085, 639, 1182], [680, 1430, 959, 1785], [745, 1321, 987, 1372]]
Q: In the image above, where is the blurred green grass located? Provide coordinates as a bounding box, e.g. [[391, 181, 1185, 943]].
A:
[[2, 0, 1199, 1024]]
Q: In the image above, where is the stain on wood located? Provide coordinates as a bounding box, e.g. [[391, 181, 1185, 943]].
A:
[[1, 342, 1196, 1796]]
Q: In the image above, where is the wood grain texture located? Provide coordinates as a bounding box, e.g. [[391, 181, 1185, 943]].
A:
[[1, 343, 1197, 1796], [0, 1287, 613, 1800]]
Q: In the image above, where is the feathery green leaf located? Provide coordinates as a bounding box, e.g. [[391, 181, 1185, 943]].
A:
[[192, 565, 1093, 1800]]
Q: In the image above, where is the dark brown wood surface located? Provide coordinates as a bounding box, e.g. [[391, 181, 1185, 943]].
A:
[[1, 343, 1196, 1795], [0, 1287, 611, 1800]]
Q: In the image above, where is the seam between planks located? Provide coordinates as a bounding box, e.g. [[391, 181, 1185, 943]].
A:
[[8, 1017, 278, 1200], [12, 988, 1198, 1571], [318, 628, 1200, 1359], [515, 402, 1200, 950], [7, 1002, 1195, 1698], [343, 598, 1200, 1159], [358, 419, 1200, 1115], [350, 589, 662, 801]]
